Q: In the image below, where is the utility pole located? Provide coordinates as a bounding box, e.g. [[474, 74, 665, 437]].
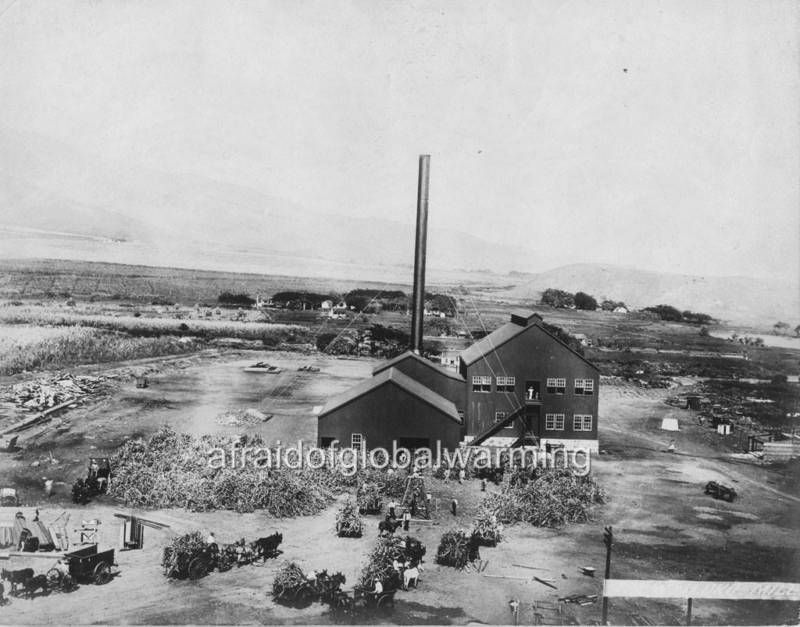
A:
[[602, 526, 613, 625]]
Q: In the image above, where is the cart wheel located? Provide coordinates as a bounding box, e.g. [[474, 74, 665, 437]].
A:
[[93, 562, 112, 585], [376, 593, 394, 609], [46, 568, 62, 586], [188, 557, 209, 580]]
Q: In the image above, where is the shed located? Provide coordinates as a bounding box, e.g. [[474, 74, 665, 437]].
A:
[[317, 367, 463, 451]]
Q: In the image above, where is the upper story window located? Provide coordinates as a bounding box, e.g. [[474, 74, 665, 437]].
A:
[[574, 378, 595, 395], [496, 376, 516, 393], [495, 411, 507, 424], [472, 375, 492, 393], [573, 414, 593, 431], [546, 377, 566, 394]]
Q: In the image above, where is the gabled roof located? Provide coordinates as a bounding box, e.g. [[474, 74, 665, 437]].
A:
[[372, 350, 465, 382], [459, 314, 599, 372], [318, 367, 462, 423]]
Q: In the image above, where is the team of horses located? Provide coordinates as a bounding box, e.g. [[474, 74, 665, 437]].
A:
[[1, 568, 49, 600]]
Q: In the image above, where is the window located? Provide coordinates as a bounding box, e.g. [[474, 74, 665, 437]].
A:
[[546, 377, 566, 394], [525, 381, 541, 401], [496, 376, 516, 393], [573, 414, 593, 431], [495, 411, 508, 424], [351, 433, 364, 450], [472, 375, 492, 393], [574, 378, 595, 395], [545, 413, 565, 430]]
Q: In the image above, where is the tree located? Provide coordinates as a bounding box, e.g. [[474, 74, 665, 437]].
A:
[[643, 305, 683, 322], [795, 324, 800, 338], [540, 288, 574, 309], [774, 321, 790, 335], [218, 292, 255, 307], [574, 292, 598, 311]]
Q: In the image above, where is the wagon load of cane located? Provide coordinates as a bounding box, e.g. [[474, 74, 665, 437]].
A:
[[435, 530, 480, 569], [334, 499, 364, 538]]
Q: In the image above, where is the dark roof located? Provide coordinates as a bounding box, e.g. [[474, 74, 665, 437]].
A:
[[459, 315, 599, 372], [318, 367, 462, 423], [509, 309, 542, 326], [372, 351, 465, 381]]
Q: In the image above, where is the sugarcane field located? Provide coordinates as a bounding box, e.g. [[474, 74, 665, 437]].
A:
[[2, 3, 799, 626]]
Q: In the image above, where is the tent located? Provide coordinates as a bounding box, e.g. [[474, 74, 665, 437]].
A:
[[661, 418, 680, 432]]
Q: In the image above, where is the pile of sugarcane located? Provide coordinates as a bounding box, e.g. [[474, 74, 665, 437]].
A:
[[471, 508, 504, 546], [482, 467, 604, 528], [272, 562, 311, 605], [335, 499, 364, 537], [109, 427, 335, 516], [356, 482, 383, 515], [435, 530, 480, 569]]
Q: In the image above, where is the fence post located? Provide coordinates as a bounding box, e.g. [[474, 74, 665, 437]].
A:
[[602, 526, 613, 625], [686, 597, 693, 625]]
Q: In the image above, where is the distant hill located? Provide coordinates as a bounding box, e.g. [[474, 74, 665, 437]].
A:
[[496, 263, 798, 325], [0, 128, 541, 275]]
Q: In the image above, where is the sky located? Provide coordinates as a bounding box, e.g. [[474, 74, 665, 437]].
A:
[[0, 0, 798, 283]]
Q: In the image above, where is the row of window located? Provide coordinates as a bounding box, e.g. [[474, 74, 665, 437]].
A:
[[493, 412, 594, 431], [472, 376, 594, 395]]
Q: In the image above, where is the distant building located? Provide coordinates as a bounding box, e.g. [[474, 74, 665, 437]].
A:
[[321, 300, 333, 311], [613, 306, 628, 314]]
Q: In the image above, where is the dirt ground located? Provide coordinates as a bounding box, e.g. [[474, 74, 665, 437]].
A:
[[1, 355, 799, 625]]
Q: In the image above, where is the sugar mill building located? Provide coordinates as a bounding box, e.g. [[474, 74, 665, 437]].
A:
[[315, 156, 599, 453], [316, 309, 599, 453]]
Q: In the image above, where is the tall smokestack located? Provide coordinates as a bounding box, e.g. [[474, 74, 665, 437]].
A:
[[410, 154, 430, 354]]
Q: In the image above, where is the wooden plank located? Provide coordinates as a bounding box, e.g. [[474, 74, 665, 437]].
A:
[[513, 562, 548, 571], [0, 551, 66, 560], [604, 579, 800, 601], [1, 400, 79, 435]]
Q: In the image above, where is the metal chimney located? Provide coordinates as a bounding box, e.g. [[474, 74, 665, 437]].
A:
[[410, 155, 430, 354]]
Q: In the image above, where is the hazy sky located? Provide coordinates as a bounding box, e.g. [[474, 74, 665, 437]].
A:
[[1, 0, 798, 282]]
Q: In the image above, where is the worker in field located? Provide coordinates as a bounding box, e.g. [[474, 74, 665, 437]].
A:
[[451, 498, 458, 516], [402, 508, 411, 531], [43, 477, 53, 498]]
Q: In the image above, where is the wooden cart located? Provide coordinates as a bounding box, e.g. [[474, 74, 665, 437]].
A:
[[63, 543, 116, 585]]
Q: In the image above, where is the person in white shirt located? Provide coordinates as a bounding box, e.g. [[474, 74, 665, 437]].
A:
[[206, 532, 216, 545]]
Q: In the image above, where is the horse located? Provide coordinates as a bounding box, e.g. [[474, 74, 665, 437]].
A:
[[378, 519, 402, 536], [403, 565, 421, 590], [1, 568, 33, 595], [23, 574, 49, 599], [250, 532, 282, 561]]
